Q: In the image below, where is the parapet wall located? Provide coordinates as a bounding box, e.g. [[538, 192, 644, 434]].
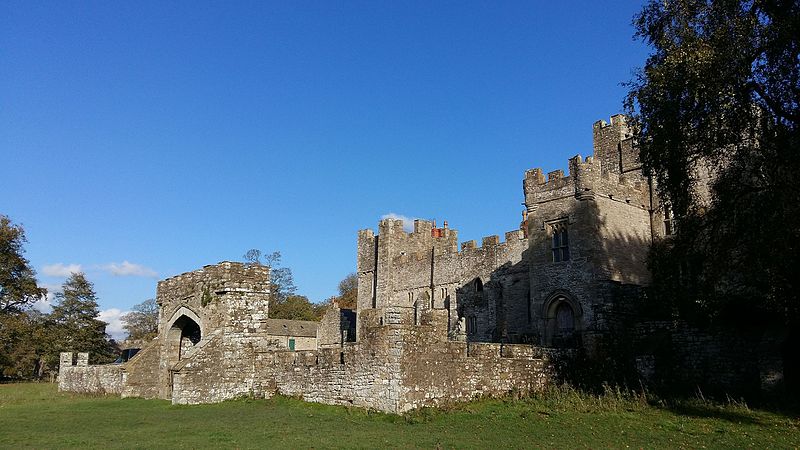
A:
[[523, 115, 649, 214], [58, 352, 124, 395], [156, 261, 272, 339], [157, 261, 270, 315]]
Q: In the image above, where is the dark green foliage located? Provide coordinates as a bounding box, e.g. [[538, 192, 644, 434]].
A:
[[0, 215, 47, 313], [121, 298, 158, 340], [0, 215, 51, 379], [626, 0, 800, 325], [269, 295, 325, 321], [50, 273, 116, 365], [243, 249, 327, 320], [0, 311, 53, 379]]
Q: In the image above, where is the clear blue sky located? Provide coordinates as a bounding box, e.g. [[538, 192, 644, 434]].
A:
[[1, 1, 649, 337]]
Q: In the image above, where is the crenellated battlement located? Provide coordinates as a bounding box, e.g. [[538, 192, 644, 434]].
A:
[[386, 225, 528, 272], [357, 218, 459, 260], [523, 115, 648, 212], [157, 261, 271, 305]]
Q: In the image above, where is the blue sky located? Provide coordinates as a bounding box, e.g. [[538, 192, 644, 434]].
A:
[[1, 1, 649, 338]]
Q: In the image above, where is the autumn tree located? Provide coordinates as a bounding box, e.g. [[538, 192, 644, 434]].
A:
[[121, 298, 159, 340], [626, 0, 800, 324], [333, 273, 357, 310]]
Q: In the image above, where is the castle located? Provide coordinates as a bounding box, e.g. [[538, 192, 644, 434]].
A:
[[59, 115, 680, 413], [354, 113, 663, 349]]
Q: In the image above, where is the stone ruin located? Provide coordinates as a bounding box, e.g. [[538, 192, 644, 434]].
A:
[[59, 115, 790, 411]]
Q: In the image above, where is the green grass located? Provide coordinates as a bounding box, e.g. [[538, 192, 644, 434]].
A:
[[0, 383, 797, 449]]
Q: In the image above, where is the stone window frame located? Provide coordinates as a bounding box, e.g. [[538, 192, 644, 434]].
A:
[[549, 220, 570, 262]]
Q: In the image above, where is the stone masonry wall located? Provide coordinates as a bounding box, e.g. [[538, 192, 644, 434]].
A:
[[121, 339, 162, 399], [58, 352, 124, 395], [399, 310, 553, 410], [169, 309, 556, 413], [357, 218, 530, 342]]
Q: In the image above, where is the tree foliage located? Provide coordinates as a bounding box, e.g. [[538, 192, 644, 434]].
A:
[[121, 298, 159, 340], [333, 273, 358, 310], [269, 295, 325, 321], [626, 0, 800, 324], [0, 215, 47, 313], [243, 249, 329, 320], [243, 249, 297, 303], [0, 216, 119, 378], [50, 273, 117, 364], [0, 311, 53, 379]]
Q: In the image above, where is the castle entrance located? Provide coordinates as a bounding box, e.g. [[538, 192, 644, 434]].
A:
[[166, 314, 202, 364], [542, 292, 582, 348], [161, 310, 203, 398]]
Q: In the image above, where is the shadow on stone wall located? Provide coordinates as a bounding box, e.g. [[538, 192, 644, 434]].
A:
[[447, 197, 796, 406]]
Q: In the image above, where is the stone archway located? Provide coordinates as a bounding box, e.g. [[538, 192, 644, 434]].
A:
[[164, 307, 203, 367], [542, 291, 582, 347]]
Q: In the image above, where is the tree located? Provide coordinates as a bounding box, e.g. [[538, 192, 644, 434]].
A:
[[269, 294, 323, 321], [0, 215, 47, 313], [243, 249, 297, 303], [50, 273, 116, 364], [333, 273, 358, 310], [121, 298, 159, 340], [0, 310, 56, 379], [626, 0, 800, 324]]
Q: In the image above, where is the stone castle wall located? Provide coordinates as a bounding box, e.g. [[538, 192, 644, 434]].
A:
[[356, 219, 530, 343], [168, 308, 557, 413], [58, 352, 124, 395]]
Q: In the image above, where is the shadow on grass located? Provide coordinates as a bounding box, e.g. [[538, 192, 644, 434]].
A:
[[664, 401, 761, 425]]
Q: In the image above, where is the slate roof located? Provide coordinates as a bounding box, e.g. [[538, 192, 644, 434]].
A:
[[261, 319, 318, 337]]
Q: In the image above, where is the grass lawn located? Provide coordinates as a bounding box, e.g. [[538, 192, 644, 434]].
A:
[[0, 383, 798, 448]]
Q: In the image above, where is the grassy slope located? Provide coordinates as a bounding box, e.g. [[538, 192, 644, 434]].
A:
[[0, 383, 797, 448]]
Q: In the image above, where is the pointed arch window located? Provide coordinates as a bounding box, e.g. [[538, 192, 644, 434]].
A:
[[551, 222, 570, 262]]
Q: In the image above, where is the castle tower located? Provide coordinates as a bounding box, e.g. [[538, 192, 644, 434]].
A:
[[523, 116, 653, 349]]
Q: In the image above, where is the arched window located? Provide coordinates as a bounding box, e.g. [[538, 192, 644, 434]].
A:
[[474, 278, 483, 293], [551, 222, 570, 262]]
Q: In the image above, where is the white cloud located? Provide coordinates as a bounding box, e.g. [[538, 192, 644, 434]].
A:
[[381, 213, 417, 232], [98, 308, 131, 341], [31, 283, 64, 313], [101, 261, 157, 278], [42, 263, 82, 277], [32, 291, 55, 313]]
